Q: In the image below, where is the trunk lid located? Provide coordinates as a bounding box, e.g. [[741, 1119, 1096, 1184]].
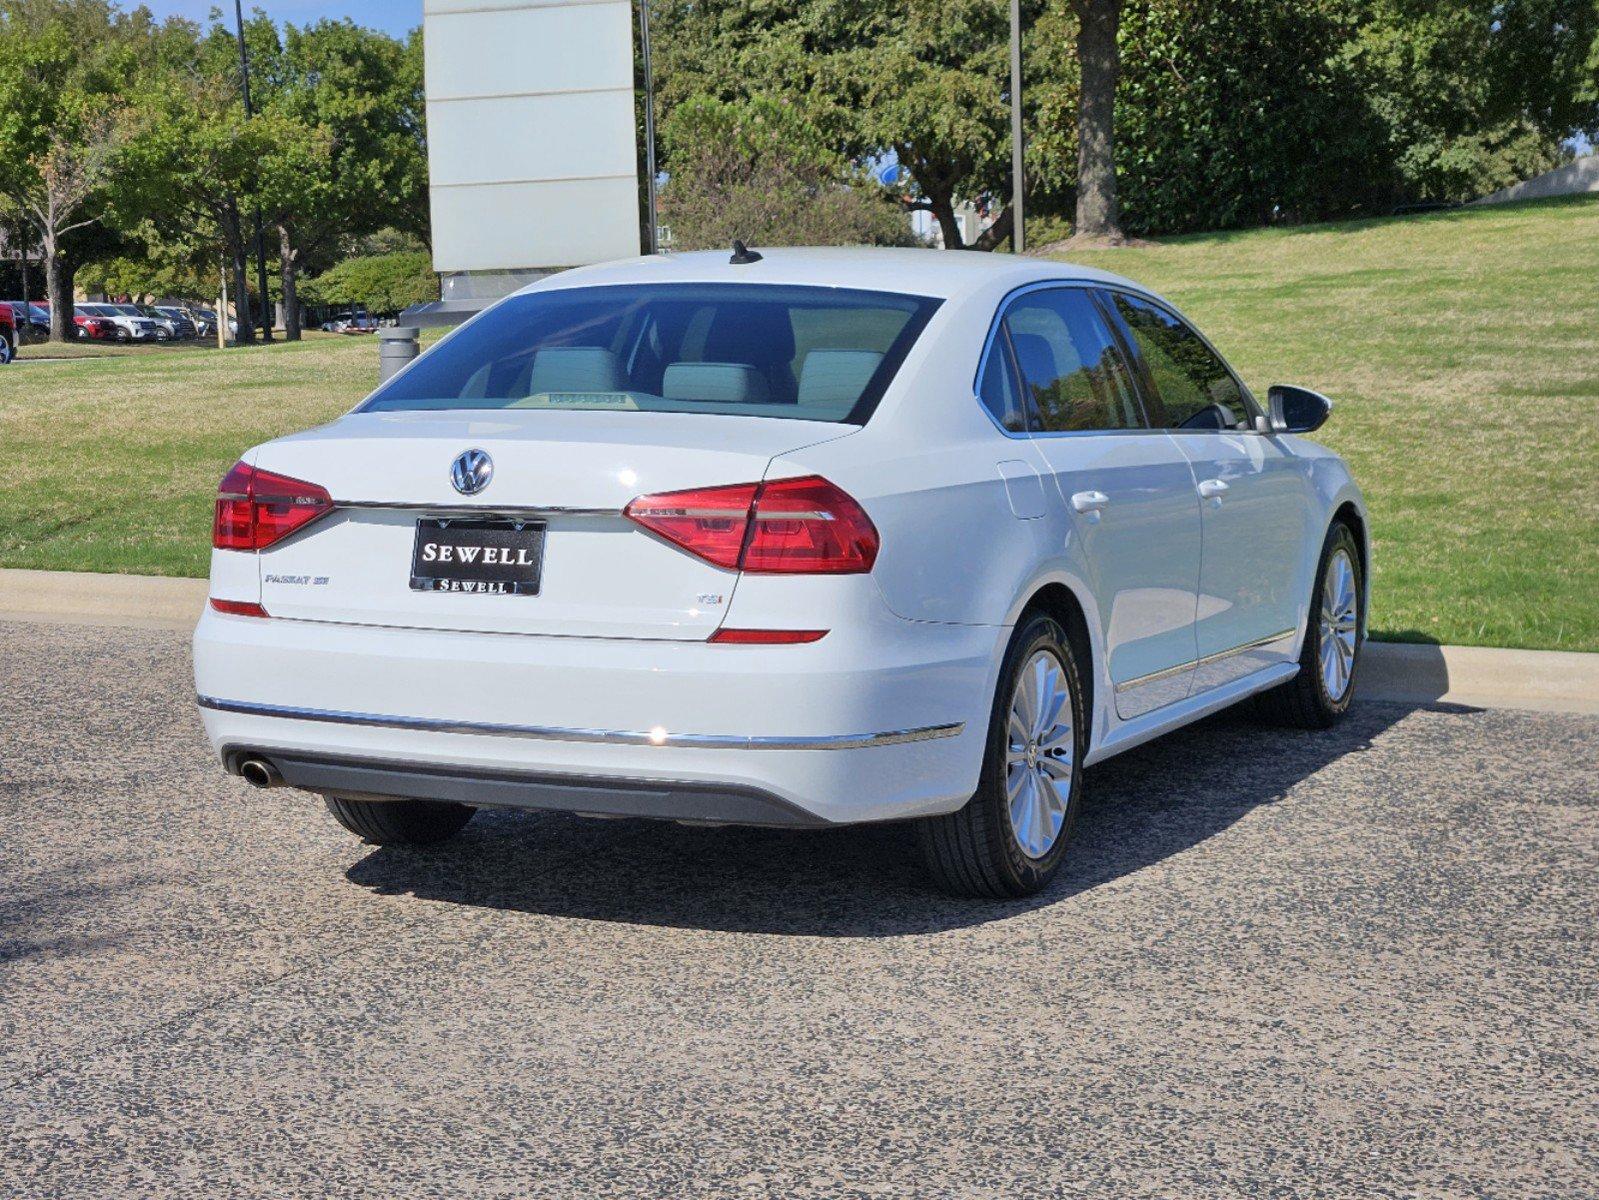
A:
[[250, 410, 856, 639]]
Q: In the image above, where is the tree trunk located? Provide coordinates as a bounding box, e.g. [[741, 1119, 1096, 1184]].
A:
[[971, 206, 1015, 252], [926, 191, 964, 249], [1073, 0, 1124, 241], [278, 225, 301, 342], [45, 247, 68, 343]]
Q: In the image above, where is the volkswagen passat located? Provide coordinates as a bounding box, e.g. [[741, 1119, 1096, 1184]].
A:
[[195, 248, 1367, 897]]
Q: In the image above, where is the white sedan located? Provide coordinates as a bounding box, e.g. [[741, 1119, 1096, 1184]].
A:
[[194, 247, 1367, 897]]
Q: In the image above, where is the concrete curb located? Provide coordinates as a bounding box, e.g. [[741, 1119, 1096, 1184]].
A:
[[1356, 641, 1599, 716], [0, 568, 207, 632], [1, 568, 1596, 715]]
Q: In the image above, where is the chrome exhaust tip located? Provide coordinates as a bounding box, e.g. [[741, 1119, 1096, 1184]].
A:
[[238, 757, 283, 789]]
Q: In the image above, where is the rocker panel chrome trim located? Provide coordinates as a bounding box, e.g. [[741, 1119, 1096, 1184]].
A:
[[1112, 628, 1298, 695]]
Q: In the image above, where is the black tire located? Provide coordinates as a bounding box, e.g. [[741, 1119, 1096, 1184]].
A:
[[1252, 522, 1363, 729], [115, 327, 129, 342], [323, 795, 475, 845], [0, 333, 12, 364], [76, 325, 89, 341], [916, 613, 1087, 898]]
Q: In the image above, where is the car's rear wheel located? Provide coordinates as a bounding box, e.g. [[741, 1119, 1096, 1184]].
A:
[[0, 333, 13, 364], [917, 614, 1085, 898], [1252, 522, 1363, 728], [323, 796, 475, 845]]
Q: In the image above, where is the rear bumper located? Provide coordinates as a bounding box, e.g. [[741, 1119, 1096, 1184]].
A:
[[193, 606, 1002, 825], [230, 749, 830, 827]]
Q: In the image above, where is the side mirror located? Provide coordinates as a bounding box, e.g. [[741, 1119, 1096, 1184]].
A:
[[1267, 385, 1333, 434]]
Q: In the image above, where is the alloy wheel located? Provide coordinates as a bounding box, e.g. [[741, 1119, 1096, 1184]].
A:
[[1005, 650, 1075, 859], [1319, 548, 1358, 700]]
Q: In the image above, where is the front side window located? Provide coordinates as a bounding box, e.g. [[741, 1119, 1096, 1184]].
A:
[[363, 284, 942, 425], [1108, 292, 1249, 430], [1001, 288, 1144, 432]]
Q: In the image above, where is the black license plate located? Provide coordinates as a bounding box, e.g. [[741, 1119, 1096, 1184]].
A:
[[410, 519, 546, 596]]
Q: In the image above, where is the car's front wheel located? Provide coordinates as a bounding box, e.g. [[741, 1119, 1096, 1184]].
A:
[[323, 796, 475, 845], [917, 614, 1085, 898], [1252, 521, 1363, 728]]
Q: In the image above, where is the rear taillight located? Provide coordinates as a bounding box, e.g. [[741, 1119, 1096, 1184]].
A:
[[624, 476, 878, 574], [213, 461, 333, 551]]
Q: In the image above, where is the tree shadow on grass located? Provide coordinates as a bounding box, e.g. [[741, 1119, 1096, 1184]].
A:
[[343, 700, 1443, 938]]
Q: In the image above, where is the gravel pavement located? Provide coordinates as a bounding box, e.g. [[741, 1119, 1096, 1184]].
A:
[[2, 619, 1596, 1199]]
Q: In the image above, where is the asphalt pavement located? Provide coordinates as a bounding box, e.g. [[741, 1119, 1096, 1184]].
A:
[[2, 618, 1595, 1199]]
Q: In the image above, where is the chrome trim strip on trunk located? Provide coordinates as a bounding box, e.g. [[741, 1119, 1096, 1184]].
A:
[[333, 500, 622, 518], [196, 696, 964, 751], [1113, 629, 1298, 695]]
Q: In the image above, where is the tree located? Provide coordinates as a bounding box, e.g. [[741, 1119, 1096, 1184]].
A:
[[1069, 0, 1123, 241], [300, 250, 436, 315], [658, 95, 914, 249], [1343, 0, 1599, 204], [650, 0, 1043, 250], [0, 0, 145, 340], [254, 17, 427, 339]]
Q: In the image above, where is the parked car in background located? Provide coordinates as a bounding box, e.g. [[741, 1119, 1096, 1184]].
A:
[[78, 302, 166, 342], [32, 303, 115, 341], [146, 305, 197, 339], [73, 309, 118, 340], [4, 301, 51, 343], [321, 311, 379, 334], [195, 248, 1368, 898], [0, 303, 14, 363]]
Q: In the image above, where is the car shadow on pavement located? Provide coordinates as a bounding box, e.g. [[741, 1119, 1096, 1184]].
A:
[[343, 700, 1449, 937]]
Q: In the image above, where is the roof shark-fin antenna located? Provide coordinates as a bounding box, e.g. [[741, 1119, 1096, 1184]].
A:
[[730, 240, 763, 265]]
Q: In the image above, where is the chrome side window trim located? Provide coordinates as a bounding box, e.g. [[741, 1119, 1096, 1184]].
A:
[[972, 279, 1172, 440], [197, 695, 965, 751], [1095, 285, 1265, 430]]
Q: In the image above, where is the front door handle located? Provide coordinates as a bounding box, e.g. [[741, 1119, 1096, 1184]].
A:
[[1197, 479, 1229, 502], [1070, 490, 1110, 514]]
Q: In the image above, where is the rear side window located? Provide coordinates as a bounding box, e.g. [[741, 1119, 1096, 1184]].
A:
[[1108, 292, 1249, 430], [978, 337, 1027, 431], [363, 283, 942, 425], [1001, 288, 1144, 432]]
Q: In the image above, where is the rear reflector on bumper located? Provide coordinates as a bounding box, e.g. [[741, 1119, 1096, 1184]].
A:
[[210, 598, 269, 618], [708, 628, 828, 644]]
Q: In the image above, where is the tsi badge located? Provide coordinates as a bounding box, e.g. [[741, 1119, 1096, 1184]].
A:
[[450, 448, 494, 496]]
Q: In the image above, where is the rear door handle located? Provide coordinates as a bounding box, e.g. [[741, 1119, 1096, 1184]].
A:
[[1070, 490, 1110, 514], [1197, 479, 1229, 502]]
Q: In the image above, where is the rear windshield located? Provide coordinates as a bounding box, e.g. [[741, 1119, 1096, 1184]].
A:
[[362, 283, 942, 424]]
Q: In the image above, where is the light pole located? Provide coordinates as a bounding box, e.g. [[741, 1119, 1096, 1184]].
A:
[[234, 0, 273, 341], [1010, 0, 1025, 254], [638, 0, 659, 254]]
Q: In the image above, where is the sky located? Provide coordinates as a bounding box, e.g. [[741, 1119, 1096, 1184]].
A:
[[131, 1, 422, 38]]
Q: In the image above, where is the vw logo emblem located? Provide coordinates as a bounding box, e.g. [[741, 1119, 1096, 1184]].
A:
[[450, 449, 493, 496]]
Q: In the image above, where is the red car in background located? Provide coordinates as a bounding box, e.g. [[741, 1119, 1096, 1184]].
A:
[[0, 302, 14, 363], [35, 303, 118, 341]]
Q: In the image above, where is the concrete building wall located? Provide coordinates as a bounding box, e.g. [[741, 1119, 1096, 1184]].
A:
[[1473, 155, 1599, 206], [423, 0, 642, 273]]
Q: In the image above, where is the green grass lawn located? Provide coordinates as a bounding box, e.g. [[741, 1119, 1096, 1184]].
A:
[[1, 197, 1595, 649]]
